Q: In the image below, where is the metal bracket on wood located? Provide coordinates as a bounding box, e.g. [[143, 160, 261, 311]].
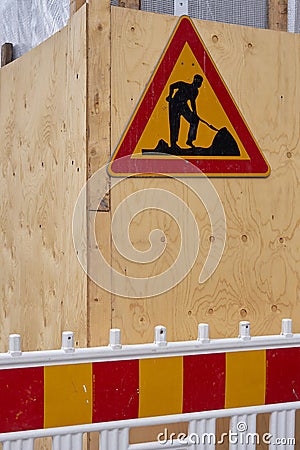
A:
[[174, 0, 189, 16]]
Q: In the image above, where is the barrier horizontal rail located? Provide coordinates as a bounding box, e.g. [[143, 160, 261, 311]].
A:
[[0, 319, 298, 369], [0, 402, 299, 448]]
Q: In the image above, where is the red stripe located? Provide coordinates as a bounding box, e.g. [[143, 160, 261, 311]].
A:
[[0, 367, 44, 432], [183, 353, 225, 412], [92, 360, 139, 422], [266, 348, 300, 403]]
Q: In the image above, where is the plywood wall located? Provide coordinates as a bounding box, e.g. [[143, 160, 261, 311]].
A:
[[97, 7, 300, 344], [1, 2, 299, 353], [0, 4, 299, 448], [0, 6, 87, 352]]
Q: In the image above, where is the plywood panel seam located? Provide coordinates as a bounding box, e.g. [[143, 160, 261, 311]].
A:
[[86, 0, 112, 357]]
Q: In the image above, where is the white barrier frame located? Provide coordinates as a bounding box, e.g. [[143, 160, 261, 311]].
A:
[[0, 402, 299, 449], [0, 319, 298, 370], [0, 319, 299, 449]]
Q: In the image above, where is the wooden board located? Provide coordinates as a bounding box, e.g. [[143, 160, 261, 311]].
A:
[[86, 3, 112, 447], [268, 0, 288, 31], [70, 0, 86, 16], [1, 43, 13, 67], [118, 0, 140, 8], [0, 6, 87, 352], [108, 7, 300, 343], [86, 0, 113, 355]]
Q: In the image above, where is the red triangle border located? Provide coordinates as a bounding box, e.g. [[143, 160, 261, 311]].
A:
[[109, 16, 270, 177]]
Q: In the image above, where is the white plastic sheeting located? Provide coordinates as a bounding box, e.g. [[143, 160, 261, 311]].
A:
[[188, 0, 267, 28], [0, 0, 70, 59], [0, 1, 298, 63], [141, 0, 268, 28]]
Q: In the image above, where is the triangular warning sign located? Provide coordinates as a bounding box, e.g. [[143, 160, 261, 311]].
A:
[[109, 16, 270, 177]]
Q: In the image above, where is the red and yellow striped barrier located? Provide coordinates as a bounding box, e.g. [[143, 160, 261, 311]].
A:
[[0, 347, 300, 433]]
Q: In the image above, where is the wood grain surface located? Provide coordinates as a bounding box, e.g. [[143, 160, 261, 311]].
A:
[[0, 7, 87, 352], [108, 7, 300, 343], [86, 0, 112, 355], [0, 4, 299, 448], [70, 0, 86, 17]]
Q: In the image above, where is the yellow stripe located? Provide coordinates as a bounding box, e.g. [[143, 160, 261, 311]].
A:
[[44, 364, 92, 428], [225, 350, 266, 408], [139, 357, 183, 417]]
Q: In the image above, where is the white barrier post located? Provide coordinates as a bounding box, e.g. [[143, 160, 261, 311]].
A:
[[155, 326, 167, 347], [8, 334, 22, 357], [62, 332, 74, 353], [110, 329, 122, 350], [239, 321, 251, 341], [281, 319, 293, 337], [198, 323, 210, 343]]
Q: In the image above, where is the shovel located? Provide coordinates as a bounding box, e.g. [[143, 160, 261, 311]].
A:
[[197, 116, 240, 156], [198, 116, 219, 132]]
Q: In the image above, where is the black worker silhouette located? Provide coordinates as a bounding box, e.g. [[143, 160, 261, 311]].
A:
[[166, 74, 203, 148], [142, 75, 240, 158]]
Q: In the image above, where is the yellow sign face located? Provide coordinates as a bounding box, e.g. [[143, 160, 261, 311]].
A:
[[109, 16, 270, 177], [133, 42, 249, 160]]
